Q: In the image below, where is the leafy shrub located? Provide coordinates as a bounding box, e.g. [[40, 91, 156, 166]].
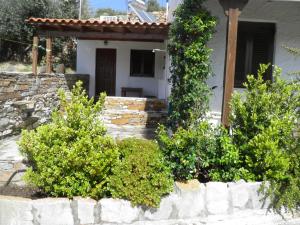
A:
[[19, 81, 119, 199], [230, 64, 299, 181], [202, 126, 244, 182], [168, 0, 217, 130], [156, 122, 242, 182], [230, 64, 300, 213], [156, 125, 200, 180], [109, 138, 173, 208]]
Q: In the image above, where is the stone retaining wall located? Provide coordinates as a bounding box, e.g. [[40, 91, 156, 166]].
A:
[[0, 72, 89, 139], [0, 180, 299, 225]]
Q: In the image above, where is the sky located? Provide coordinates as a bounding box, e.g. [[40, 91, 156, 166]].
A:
[[89, 0, 167, 11]]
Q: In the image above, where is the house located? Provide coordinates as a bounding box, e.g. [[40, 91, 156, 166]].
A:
[[27, 0, 300, 126]]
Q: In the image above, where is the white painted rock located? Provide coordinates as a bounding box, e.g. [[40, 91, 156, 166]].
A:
[[229, 180, 250, 210], [206, 182, 230, 215], [248, 182, 270, 209], [144, 193, 178, 221], [72, 197, 97, 225], [0, 196, 33, 225], [99, 198, 141, 223], [173, 180, 206, 218], [32, 198, 74, 225]]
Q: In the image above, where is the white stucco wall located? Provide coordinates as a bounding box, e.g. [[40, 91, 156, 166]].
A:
[[76, 40, 167, 98], [77, 1, 300, 120], [168, 0, 300, 118]]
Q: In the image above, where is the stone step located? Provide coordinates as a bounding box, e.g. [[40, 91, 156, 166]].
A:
[[102, 110, 167, 128], [104, 96, 168, 112], [106, 125, 156, 140]]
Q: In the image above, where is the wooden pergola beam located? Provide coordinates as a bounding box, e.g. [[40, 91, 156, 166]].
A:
[[37, 30, 167, 42], [32, 36, 39, 75], [218, 0, 249, 127]]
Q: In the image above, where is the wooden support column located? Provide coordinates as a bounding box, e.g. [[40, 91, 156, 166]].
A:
[[221, 8, 240, 126], [32, 36, 39, 75], [218, 0, 249, 127], [46, 37, 52, 74]]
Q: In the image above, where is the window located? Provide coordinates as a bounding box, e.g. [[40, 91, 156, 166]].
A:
[[130, 50, 155, 77], [234, 22, 275, 88]]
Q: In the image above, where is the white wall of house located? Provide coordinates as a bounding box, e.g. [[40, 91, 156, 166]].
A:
[[76, 40, 167, 99], [168, 0, 300, 121]]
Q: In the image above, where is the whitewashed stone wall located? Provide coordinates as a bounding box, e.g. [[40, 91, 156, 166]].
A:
[[0, 180, 299, 225]]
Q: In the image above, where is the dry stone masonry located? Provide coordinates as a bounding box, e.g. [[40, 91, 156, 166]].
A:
[[0, 72, 89, 139], [0, 180, 299, 225], [103, 97, 168, 139]]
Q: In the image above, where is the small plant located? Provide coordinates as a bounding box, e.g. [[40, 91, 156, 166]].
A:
[[109, 138, 173, 208], [19, 81, 119, 199]]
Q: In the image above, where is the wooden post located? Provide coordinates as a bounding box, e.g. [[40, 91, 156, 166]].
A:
[[218, 0, 249, 127], [46, 37, 52, 73], [221, 8, 240, 126], [32, 36, 39, 75]]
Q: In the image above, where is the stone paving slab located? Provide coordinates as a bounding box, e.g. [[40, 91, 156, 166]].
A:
[[0, 135, 26, 186], [0, 135, 23, 161]]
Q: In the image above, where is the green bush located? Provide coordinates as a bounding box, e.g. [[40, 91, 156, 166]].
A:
[[230, 64, 300, 213], [201, 126, 244, 182], [109, 138, 173, 208], [19, 81, 119, 199], [156, 125, 200, 180], [230, 64, 299, 181], [156, 122, 242, 182]]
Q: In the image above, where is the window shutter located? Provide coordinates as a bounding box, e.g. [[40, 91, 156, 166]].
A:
[[251, 26, 275, 80], [234, 22, 275, 88], [234, 31, 247, 88]]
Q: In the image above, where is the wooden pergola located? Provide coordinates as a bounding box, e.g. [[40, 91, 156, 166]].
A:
[[27, 0, 250, 126], [26, 18, 169, 75]]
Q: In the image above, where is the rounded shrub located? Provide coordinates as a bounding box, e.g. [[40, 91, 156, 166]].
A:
[[19, 81, 119, 199], [109, 138, 173, 208]]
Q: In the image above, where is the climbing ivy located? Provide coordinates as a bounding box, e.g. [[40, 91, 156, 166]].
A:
[[168, 0, 217, 130]]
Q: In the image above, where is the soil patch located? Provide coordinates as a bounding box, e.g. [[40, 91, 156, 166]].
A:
[[0, 186, 47, 199]]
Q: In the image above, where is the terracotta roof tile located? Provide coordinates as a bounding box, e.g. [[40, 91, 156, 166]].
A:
[[26, 17, 169, 27]]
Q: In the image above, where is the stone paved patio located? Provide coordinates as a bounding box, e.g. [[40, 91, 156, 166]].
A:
[[0, 135, 26, 186]]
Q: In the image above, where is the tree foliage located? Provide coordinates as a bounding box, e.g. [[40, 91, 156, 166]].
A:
[[94, 8, 126, 17], [0, 0, 91, 63], [0, 0, 50, 61], [168, 0, 216, 130], [146, 0, 164, 12]]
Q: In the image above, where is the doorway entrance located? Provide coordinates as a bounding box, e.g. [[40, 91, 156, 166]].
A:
[[95, 48, 116, 96]]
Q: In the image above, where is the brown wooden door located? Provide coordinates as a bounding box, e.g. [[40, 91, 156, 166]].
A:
[[95, 48, 116, 96]]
